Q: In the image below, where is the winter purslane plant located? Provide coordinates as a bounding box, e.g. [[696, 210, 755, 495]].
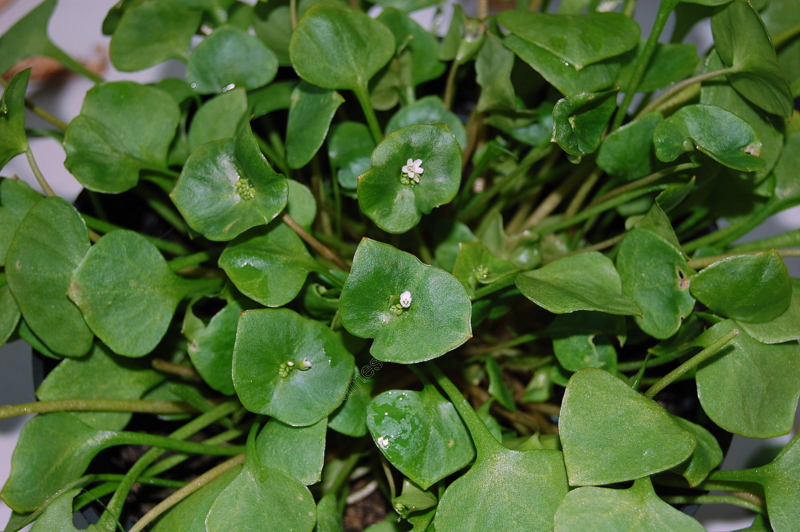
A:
[[1, 0, 800, 530]]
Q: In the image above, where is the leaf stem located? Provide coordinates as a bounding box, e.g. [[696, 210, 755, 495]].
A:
[[0, 76, 68, 132], [290, 0, 298, 30], [621, 0, 637, 17], [588, 163, 698, 208], [167, 248, 224, 272], [24, 146, 56, 197], [354, 84, 384, 144], [256, 134, 291, 176], [81, 213, 191, 255], [151, 358, 202, 379], [282, 212, 351, 272], [443, 59, 460, 110], [773, 21, 800, 48], [688, 248, 800, 270], [521, 163, 596, 231], [634, 68, 736, 120], [542, 233, 625, 265], [135, 185, 189, 235], [129, 454, 245, 532], [143, 424, 250, 478], [0, 398, 199, 420], [682, 201, 777, 253], [660, 494, 764, 513], [644, 328, 739, 399]]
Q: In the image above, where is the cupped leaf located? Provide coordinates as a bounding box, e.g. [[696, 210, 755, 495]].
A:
[[187, 25, 278, 94], [286, 82, 345, 169], [358, 124, 462, 234], [0, 69, 29, 168], [553, 477, 706, 531], [37, 343, 164, 430], [739, 278, 800, 343], [452, 242, 519, 299], [0, 177, 42, 267], [329, 121, 375, 189], [616, 42, 699, 93], [367, 385, 475, 489], [68, 230, 191, 358], [187, 88, 248, 153], [690, 251, 791, 323], [553, 90, 618, 157], [171, 123, 288, 241], [597, 112, 664, 180], [497, 11, 640, 70], [289, 4, 395, 92], [219, 220, 321, 307], [669, 415, 723, 486], [653, 104, 764, 172], [339, 239, 472, 363], [616, 228, 695, 340], [110, 0, 202, 72], [64, 81, 181, 193], [329, 369, 375, 437], [385, 96, 467, 150], [559, 368, 696, 485], [517, 252, 642, 316], [6, 197, 93, 357], [256, 417, 327, 485], [695, 320, 800, 438], [0, 285, 20, 346], [711, 0, 793, 118], [232, 308, 355, 425]]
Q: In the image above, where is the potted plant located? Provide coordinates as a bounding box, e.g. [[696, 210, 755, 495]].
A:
[[1, 0, 800, 529]]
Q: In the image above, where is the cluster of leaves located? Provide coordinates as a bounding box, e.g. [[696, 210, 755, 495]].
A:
[[1, 0, 800, 530]]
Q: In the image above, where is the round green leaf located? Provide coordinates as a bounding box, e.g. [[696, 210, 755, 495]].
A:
[[339, 239, 472, 363], [358, 124, 462, 234], [367, 385, 475, 489], [256, 417, 327, 485], [738, 277, 800, 343], [559, 368, 697, 485], [517, 252, 642, 316], [289, 4, 395, 92], [68, 230, 190, 358], [0, 177, 42, 267], [690, 251, 791, 323], [171, 123, 288, 241], [0, 69, 29, 168], [187, 88, 248, 153], [553, 477, 705, 531], [553, 89, 619, 158], [187, 25, 277, 94], [64, 81, 181, 193], [597, 112, 664, 180], [219, 220, 321, 307], [232, 308, 355, 425], [6, 197, 93, 357], [385, 96, 467, 150], [286, 82, 345, 169], [328, 121, 375, 189]]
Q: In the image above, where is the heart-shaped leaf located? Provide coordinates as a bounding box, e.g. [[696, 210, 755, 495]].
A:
[[358, 124, 462, 234], [616, 228, 695, 339], [653, 104, 764, 172], [367, 385, 475, 489], [597, 112, 664, 180], [171, 123, 288, 241], [559, 368, 696, 485], [385, 96, 467, 150], [497, 11, 640, 70], [6, 197, 93, 357], [0, 69, 29, 168], [110, 0, 202, 72], [328, 121, 375, 189], [669, 415, 723, 487], [232, 308, 355, 425], [339, 239, 472, 363], [187, 25, 278, 94], [553, 477, 706, 531], [690, 251, 792, 323], [695, 320, 800, 438], [553, 90, 618, 157], [68, 230, 194, 358], [187, 88, 248, 153], [256, 417, 327, 485], [64, 81, 181, 193], [329, 367, 376, 437], [219, 220, 321, 307], [0, 177, 42, 267], [452, 242, 519, 299], [286, 82, 345, 169], [738, 278, 800, 344], [517, 252, 642, 316]]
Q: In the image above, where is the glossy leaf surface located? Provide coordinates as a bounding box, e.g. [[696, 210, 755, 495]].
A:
[[385, 95, 467, 150], [597, 112, 663, 180], [553, 90, 617, 157], [256, 418, 327, 485], [151, 466, 240, 532], [187, 88, 248, 153], [286, 82, 345, 169], [739, 277, 800, 343], [328, 121, 374, 189], [328, 369, 375, 437], [452, 242, 518, 299]]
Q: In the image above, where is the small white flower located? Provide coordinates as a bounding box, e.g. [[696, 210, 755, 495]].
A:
[[399, 290, 412, 308], [301, 359, 312, 369], [401, 158, 424, 184]]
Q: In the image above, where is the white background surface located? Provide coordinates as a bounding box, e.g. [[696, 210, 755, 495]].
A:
[[1, 0, 799, 530]]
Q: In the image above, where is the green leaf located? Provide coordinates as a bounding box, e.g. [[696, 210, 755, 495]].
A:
[[738, 278, 800, 344], [485, 356, 516, 411], [475, 32, 516, 112], [367, 385, 475, 489], [37, 344, 164, 430], [6, 197, 92, 357], [248, 80, 298, 118], [559, 368, 696, 485], [232, 308, 355, 425], [256, 417, 327, 485], [329, 368, 375, 437], [452, 242, 519, 299], [517, 252, 642, 316], [771, 111, 800, 208], [358, 124, 462, 234], [669, 416, 723, 487], [110, 0, 202, 72], [653, 104, 764, 172], [187, 88, 247, 153], [553, 477, 706, 531], [385, 96, 467, 150], [690, 251, 791, 323], [187, 25, 278, 94], [64, 81, 181, 193], [695, 320, 800, 438], [0, 69, 29, 168], [219, 220, 320, 307], [328, 121, 375, 189], [434, 220, 479, 273], [289, 4, 395, 92], [711, 0, 793, 118], [377, 8, 445, 87], [597, 112, 664, 180], [0, 285, 20, 346], [171, 123, 288, 241], [497, 11, 640, 70], [339, 239, 472, 363], [68, 230, 190, 358], [314, 493, 344, 532], [616, 42, 699, 93], [286, 82, 345, 169], [616, 228, 696, 340], [373, 0, 438, 13], [504, 34, 628, 96], [635, 202, 681, 249], [550, 314, 619, 373], [553, 90, 617, 157], [0, 177, 42, 267]]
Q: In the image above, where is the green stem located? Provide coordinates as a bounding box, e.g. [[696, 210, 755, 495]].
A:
[[634, 68, 736, 120], [774, 21, 800, 48], [589, 163, 698, 208], [621, 0, 637, 18], [354, 84, 383, 144], [688, 248, 800, 270], [135, 185, 189, 235], [144, 425, 250, 478], [176, 276, 226, 298], [168, 248, 224, 272], [644, 328, 739, 399], [0, 398, 198, 420], [290, 0, 298, 29], [327, 441, 368, 496], [256, 130, 291, 177], [111, 432, 244, 456], [25, 146, 56, 197], [470, 332, 541, 355], [522, 163, 595, 230], [81, 213, 191, 255], [1, 77, 69, 132], [94, 474, 186, 490], [682, 201, 776, 253], [660, 495, 764, 513], [472, 271, 520, 300], [73, 481, 121, 513], [443, 59, 460, 110]]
